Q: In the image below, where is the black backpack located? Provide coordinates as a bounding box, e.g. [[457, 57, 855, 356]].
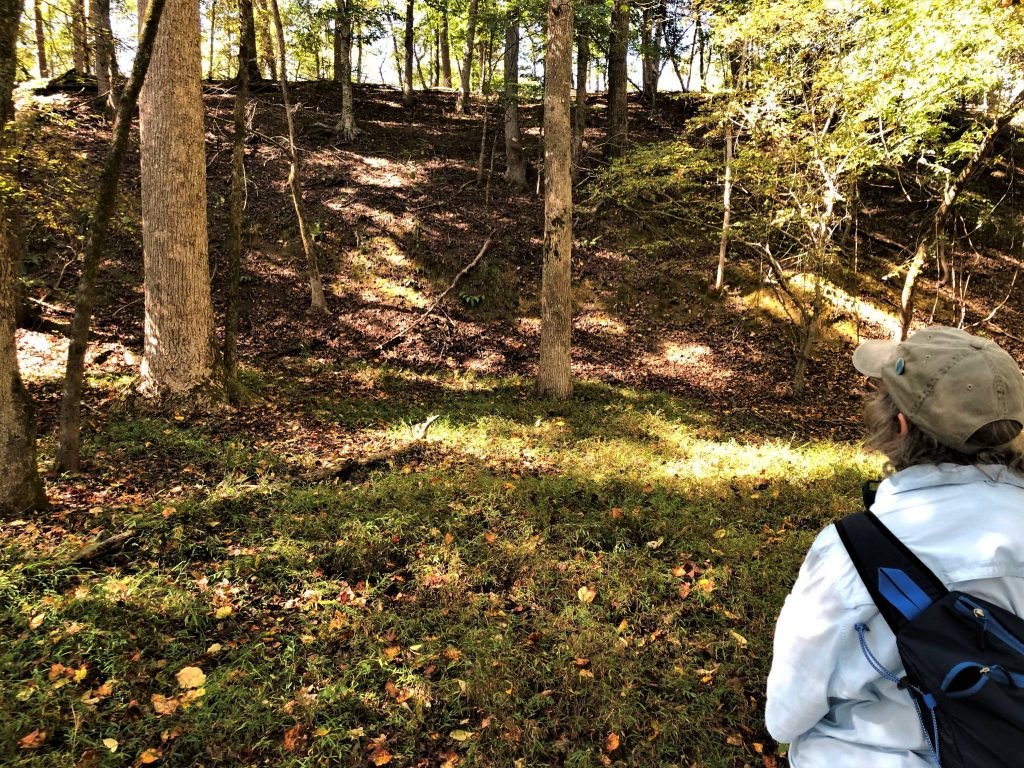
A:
[[835, 486, 1024, 768]]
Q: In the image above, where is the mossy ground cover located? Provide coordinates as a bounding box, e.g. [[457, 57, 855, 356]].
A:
[[2, 362, 876, 767]]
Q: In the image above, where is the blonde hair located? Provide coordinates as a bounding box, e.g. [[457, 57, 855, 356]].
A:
[[863, 382, 1024, 474]]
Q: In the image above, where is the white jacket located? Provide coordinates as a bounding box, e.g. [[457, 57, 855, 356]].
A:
[[765, 463, 1024, 767]]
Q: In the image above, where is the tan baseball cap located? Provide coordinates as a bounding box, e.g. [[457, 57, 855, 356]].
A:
[[853, 326, 1024, 452]]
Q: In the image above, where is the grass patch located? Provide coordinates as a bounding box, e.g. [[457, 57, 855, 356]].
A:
[[2, 364, 875, 766]]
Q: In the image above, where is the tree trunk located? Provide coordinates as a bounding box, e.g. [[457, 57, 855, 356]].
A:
[[225, 4, 250, 403], [356, 27, 363, 82], [269, 0, 327, 314], [503, 14, 526, 189], [714, 118, 733, 291], [606, 0, 628, 157], [208, 0, 218, 79], [899, 89, 1024, 340], [456, 0, 477, 113], [440, 3, 452, 88], [0, 0, 45, 515], [255, 0, 276, 79], [432, 27, 440, 86], [538, 0, 573, 399], [34, 0, 49, 79], [71, 0, 88, 72], [390, 21, 404, 89], [57, 0, 168, 471], [403, 0, 414, 105], [335, 0, 357, 140], [640, 4, 656, 102], [572, 7, 588, 176], [239, 0, 260, 80], [91, 0, 120, 113], [138, 0, 222, 400]]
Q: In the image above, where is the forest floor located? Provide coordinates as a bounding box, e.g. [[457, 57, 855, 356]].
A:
[[3, 81, 1023, 767]]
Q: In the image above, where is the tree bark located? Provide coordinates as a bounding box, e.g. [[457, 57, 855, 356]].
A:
[[57, 0, 168, 471], [503, 13, 526, 189], [91, 0, 121, 113], [335, 0, 357, 140], [269, 0, 327, 314], [403, 0, 415, 105], [239, 0, 260, 80], [208, 0, 218, 79], [572, 5, 588, 176], [432, 27, 440, 86], [606, 0, 628, 157], [456, 0, 478, 113], [440, 3, 452, 88], [538, 0, 573, 399], [225, 3, 250, 403], [71, 0, 89, 73], [34, 0, 49, 79], [899, 89, 1024, 340], [714, 117, 733, 291], [254, 0, 276, 79], [138, 0, 223, 400], [0, 0, 45, 515]]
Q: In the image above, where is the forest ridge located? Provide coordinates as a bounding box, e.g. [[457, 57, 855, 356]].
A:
[[3, 0, 1024, 766]]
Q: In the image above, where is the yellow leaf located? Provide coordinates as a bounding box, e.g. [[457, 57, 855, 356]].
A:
[[206, 643, 223, 655], [103, 738, 119, 753], [152, 694, 179, 716], [383, 646, 401, 660], [214, 606, 233, 619], [74, 665, 89, 682], [29, 614, 45, 630], [175, 666, 206, 690], [577, 586, 597, 604], [753, 742, 765, 754], [450, 730, 472, 742], [714, 528, 728, 539], [138, 747, 162, 764], [729, 630, 748, 647]]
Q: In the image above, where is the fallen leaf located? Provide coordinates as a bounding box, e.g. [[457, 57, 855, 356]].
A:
[[206, 643, 223, 655], [29, 614, 45, 630], [103, 738, 119, 753], [19, 729, 48, 749], [729, 630, 749, 647], [609, 507, 622, 519], [450, 729, 472, 742], [175, 666, 205, 690], [370, 748, 393, 765], [151, 694, 179, 716], [604, 732, 620, 752], [283, 724, 307, 754], [577, 586, 597, 604], [137, 748, 162, 764], [383, 646, 401, 661], [214, 606, 233, 619]]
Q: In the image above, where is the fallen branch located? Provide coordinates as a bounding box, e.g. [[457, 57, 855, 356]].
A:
[[68, 530, 133, 564], [376, 231, 496, 351]]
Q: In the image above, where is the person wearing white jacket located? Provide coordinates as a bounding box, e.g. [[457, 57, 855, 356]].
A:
[[765, 327, 1024, 767]]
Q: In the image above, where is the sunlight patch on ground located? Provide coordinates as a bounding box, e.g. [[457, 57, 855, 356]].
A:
[[577, 311, 628, 336], [17, 329, 67, 382]]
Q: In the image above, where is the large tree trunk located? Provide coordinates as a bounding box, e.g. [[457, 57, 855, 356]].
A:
[[503, 14, 526, 189], [456, 0, 478, 113], [91, 0, 121, 113], [34, 0, 50, 79], [403, 0, 415, 105], [572, 6, 588, 176], [71, 0, 88, 73], [239, 0, 259, 80], [538, 0, 573, 400], [0, 0, 45, 515], [225, 4, 250, 403], [440, 3, 452, 88], [138, 0, 222, 400], [606, 0, 628, 157], [269, 0, 327, 314], [899, 89, 1024, 340], [334, 0, 357, 140], [57, 0, 168, 471], [255, 0, 276, 79]]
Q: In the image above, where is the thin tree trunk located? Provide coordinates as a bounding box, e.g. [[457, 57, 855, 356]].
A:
[[456, 0, 477, 113], [356, 26, 363, 82], [715, 118, 733, 291], [138, 0, 223, 400], [403, 0, 414, 104], [34, 0, 49, 78], [572, 6, 588, 177], [390, 21, 404, 89], [71, 0, 88, 72], [504, 14, 526, 189], [225, 4, 250, 403], [432, 27, 440, 86], [239, 0, 259, 79], [477, 99, 489, 185], [269, 0, 327, 314], [208, 0, 218, 79], [538, 0, 573, 399], [606, 0, 628, 157], [641, 4, 656, 102], [255, 0, 276, 79], [686, 19, 698, 91], [899, 89, 1024, 340], [91, 0, 120, 113], [0, 0, 45, 515], [335, 0, 357, 139], [57, 0, 168, 471], [440, 3, 452, 88]]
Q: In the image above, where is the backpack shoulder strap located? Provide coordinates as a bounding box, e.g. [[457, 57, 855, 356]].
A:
[[835, 508, 949, 634]]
